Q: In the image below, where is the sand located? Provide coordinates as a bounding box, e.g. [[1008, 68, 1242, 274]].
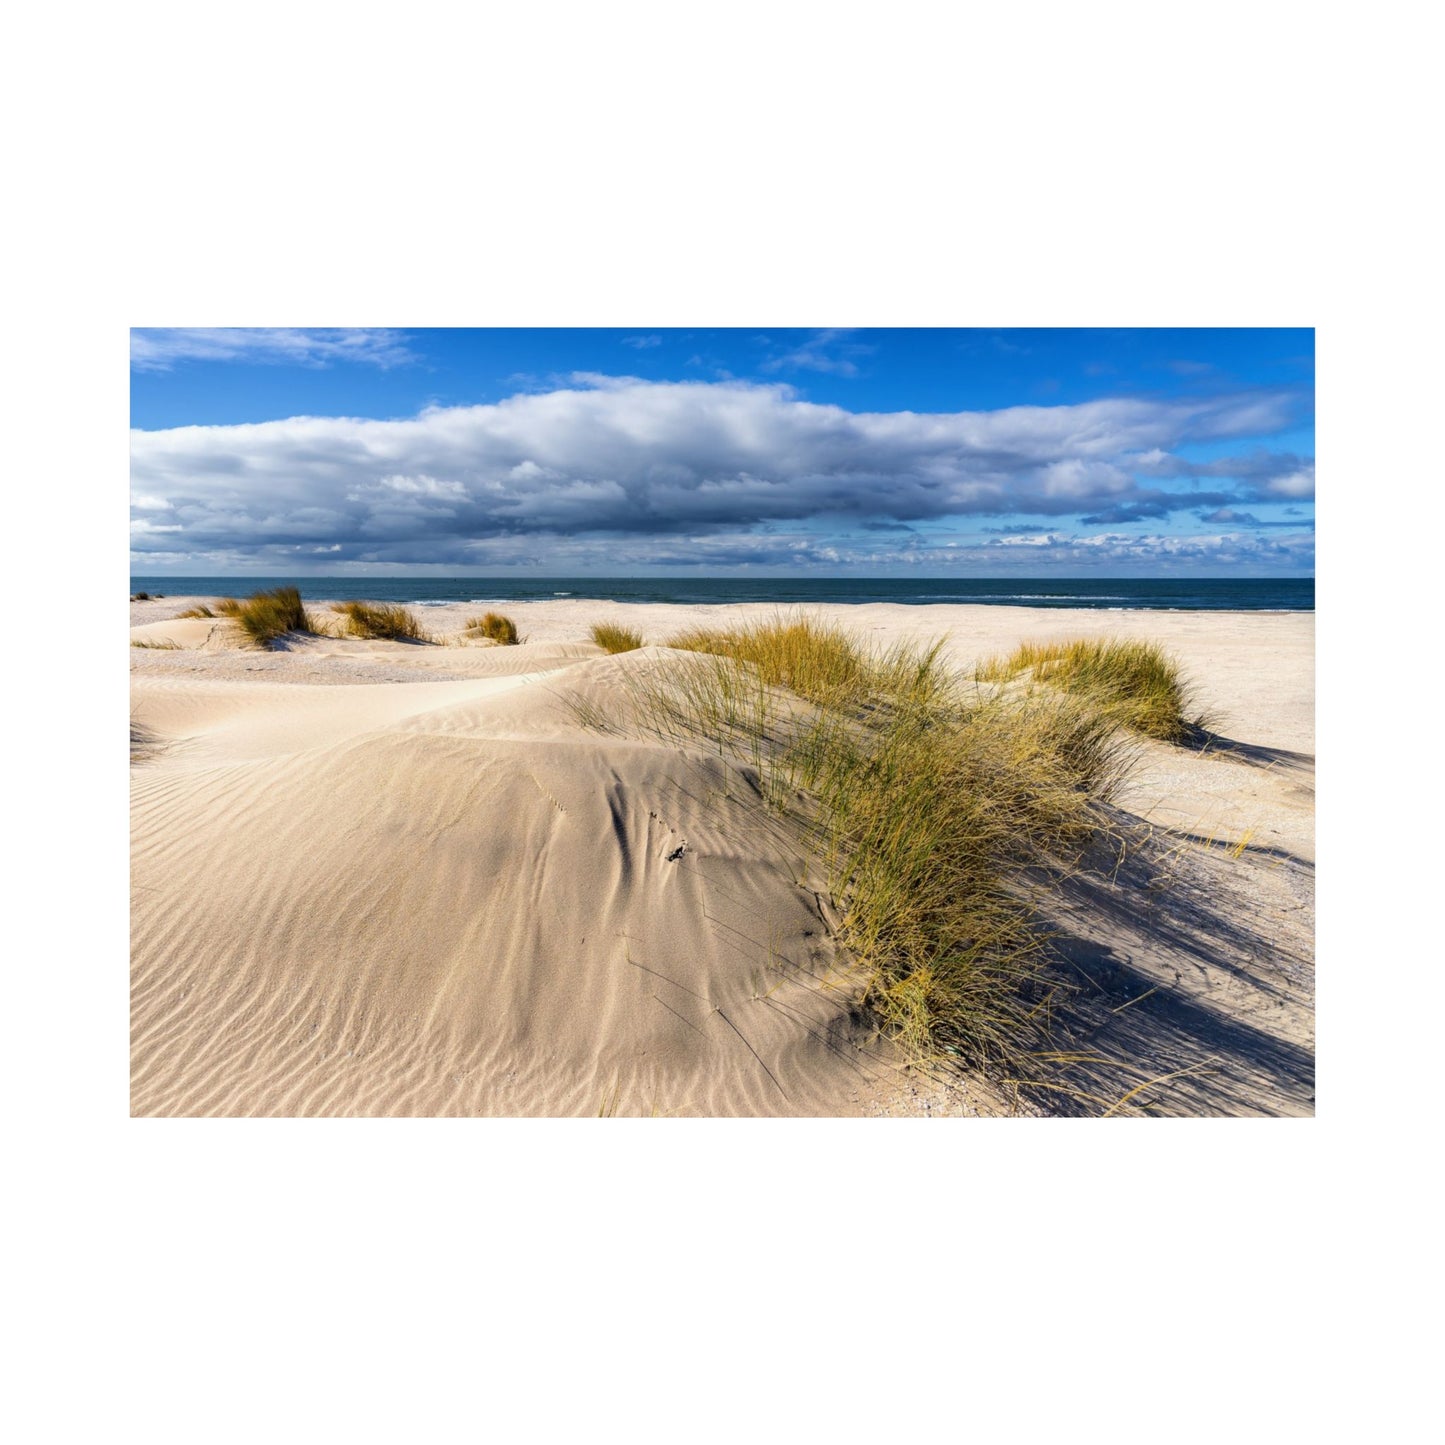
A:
[[130, 596, 1314, 1116]]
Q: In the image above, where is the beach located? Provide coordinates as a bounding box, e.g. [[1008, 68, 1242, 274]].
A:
[[130, 596, 1314, 1117]]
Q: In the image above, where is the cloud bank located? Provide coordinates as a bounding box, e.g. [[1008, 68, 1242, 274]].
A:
[[130, 376, 1313, 570]]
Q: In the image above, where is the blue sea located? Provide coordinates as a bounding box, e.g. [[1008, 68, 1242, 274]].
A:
[[131, 576, 1314, 611]]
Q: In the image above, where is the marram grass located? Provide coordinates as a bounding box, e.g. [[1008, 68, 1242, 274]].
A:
[[573, 614, 1132, 1067], [213, 588, 316, 649], [590, 620, 646, 654], [977, 637, 1198, 742], [465, 612, 520, 645], [332, 600, 433, 642], [669, 615, 871, 707]]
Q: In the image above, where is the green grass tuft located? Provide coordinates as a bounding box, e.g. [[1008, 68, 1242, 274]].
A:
[[668, 614, 873, 708], [176, 605, 215, 618], [574, 615, 1133, 1068], [977, 637, 1198, 742], [331, 600, 433, 642], [465, 612, 521, 645], [215, 587, 316, 648], [590, 620, 645, 654]]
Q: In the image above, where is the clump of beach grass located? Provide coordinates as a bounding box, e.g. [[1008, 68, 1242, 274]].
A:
[[668, 615, 873, 708], [131, 714, 163, 763], [131, 637, 182, 649], [213, 587, 316, 649], [465, 612, 521, 645], [131, 591, 151, 601], [574, 613, 1132, 1067], [332, 600, 434, 642], [176, 604, 215, 618], [977, 637, 1198, 742], [590, 620, 645, 654]]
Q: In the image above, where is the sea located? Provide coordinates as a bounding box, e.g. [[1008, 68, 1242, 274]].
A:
[[128, 577, 1314, 611]]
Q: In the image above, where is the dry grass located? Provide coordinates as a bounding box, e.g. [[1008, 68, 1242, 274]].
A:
[[130, 637, 181, 649], [668, 615, 872, 707], [590, 620, 645, 654], [332, 600, 434, 642], [213, 587, 315, 648], [130, 714, 164, 763], [574, 614, 1132, 1067], [977, 637, 1199, 742], [465, 612, 521, 645], [176, 604, 215, 618]]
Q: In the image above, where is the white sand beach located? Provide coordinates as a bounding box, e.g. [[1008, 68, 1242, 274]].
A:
[[130, 597, 1314, 1116]]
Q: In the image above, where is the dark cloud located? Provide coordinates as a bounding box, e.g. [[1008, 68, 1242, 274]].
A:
[[1130, 446, 1315, 500], [1200, 507, 1264, 525], [1080, 501, 1176, 525], [1198, 507, 1315, 529], [131, 376, 1312, 568]]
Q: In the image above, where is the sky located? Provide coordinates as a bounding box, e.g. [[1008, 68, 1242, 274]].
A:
[[130, 327, 1314, 576]]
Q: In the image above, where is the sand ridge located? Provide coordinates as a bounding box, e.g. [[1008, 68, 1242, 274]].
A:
[[132, 643, 900, 1116]]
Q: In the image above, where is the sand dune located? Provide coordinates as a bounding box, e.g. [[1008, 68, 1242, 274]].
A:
[[130, 616, 244, 650], [132, 646, 898, 1116], [131, 597, 1314, 1116]]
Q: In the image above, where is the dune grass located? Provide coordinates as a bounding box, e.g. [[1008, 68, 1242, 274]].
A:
[[977, 637, 1198, 742], [574, 614, 1131, 1066], [130, 591, 151, 601], [213, 587, 316, 649], [176, 604, 215, 618], [668, 615, 872, 708], [465, 612, 521, 645], [131, 637, 181, 649], [130, 714, 164, 763], [332, 600, 434, 642], [590, 620, 645, 654]]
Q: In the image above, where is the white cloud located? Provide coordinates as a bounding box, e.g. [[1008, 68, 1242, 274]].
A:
[[130, 376, 1308, 567], [130, 328, 415, 372], [1260, 467, 1315, 499], [1130, 446, 1315, 500], [1037, 459, 1133, 499], [760, 329, 871, 377]]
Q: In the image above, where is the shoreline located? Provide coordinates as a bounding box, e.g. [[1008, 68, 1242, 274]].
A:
[[128, 575, 1315, 614]]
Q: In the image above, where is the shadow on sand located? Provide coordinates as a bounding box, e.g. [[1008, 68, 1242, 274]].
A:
[[1010, 811, 1314, 1116], [1186, 727, 1315, 776]]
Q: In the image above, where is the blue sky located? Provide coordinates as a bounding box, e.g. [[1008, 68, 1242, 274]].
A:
[[130, 327, 1314, 575]]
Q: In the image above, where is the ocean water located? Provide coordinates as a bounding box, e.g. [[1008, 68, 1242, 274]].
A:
[[129, 576, 1314, 611]]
